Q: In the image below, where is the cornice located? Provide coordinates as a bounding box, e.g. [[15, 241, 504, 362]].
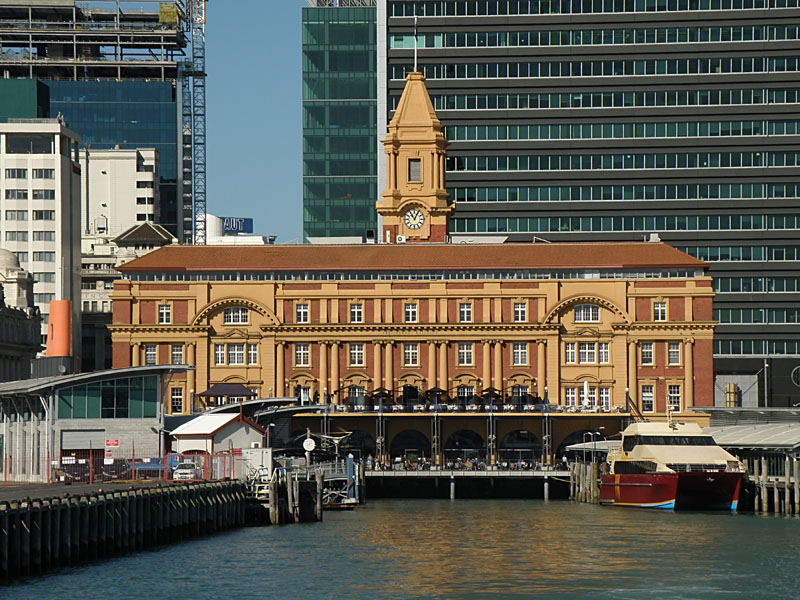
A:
[[108, 325, 209, 334]]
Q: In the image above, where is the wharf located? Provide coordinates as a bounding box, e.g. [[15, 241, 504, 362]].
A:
[[0, 481, 161, 503]]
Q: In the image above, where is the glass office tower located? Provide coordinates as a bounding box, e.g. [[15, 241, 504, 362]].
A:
[[48, 81, 179, 236], [381, 0, 800, 406], [303, 2, 378, 241]]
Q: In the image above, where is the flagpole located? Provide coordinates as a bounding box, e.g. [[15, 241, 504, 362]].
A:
[[413, 12, 418, 73]]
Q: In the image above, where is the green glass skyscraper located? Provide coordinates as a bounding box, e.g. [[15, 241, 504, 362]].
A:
[[302, 1, 378, 241]]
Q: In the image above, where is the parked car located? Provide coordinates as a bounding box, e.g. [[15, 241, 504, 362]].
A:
[[172, 462, 202, 481]]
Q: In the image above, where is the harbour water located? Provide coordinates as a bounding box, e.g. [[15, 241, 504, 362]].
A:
[[6, 500, 800, 599]]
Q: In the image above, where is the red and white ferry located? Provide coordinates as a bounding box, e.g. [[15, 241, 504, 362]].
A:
[[599, 420, 745, 511]]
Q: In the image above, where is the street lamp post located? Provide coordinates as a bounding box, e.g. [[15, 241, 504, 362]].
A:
[[592, 427, 605, 463], [582, 432, 591, 463]]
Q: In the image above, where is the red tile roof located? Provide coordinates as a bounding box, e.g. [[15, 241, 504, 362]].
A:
[[117, 242, 706, 272]]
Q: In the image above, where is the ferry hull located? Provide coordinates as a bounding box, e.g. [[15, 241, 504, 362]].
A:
[[599, 471, 743, 511]]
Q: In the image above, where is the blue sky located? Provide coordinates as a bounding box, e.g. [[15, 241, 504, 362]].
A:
[[206, 1, 305, 243]]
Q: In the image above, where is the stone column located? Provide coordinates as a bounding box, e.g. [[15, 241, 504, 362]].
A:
[[537, 340, 546, 399], [482, 340, 491, 389], [684, 339, 694, 408], [276, 341, 285, 398], [493, 340, 503, 390], [384, 342, 394, 392], [438, 342, 448, 393], [628, 340, 638, 409], [330, 342, 340, 404], [187, 342, 196, 407], [373, 341, 382, 390], [131, 342, 140, 367], [319, 342, 328, 401], [427, 341, 437, 389]]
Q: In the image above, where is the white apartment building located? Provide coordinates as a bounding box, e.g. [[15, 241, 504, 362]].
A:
[[0, 119, 81, 353], [80, 147, 159, 237]]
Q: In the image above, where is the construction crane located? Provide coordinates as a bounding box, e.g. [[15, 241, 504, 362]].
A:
[[182, 0, 207, 244]]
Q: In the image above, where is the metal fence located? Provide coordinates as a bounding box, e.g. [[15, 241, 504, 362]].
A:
[[0, 448, 241, 485]]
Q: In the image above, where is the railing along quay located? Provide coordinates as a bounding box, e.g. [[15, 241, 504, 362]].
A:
[[0, 482, 246, 583], [365, 468, 570, 500]]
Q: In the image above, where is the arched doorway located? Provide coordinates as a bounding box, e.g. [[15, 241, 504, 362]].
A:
[[389, 429, 429, 461], [557, 429, 607, 461], [499, 429, 541, 463], [342, 429, 376, 459], [444, 429, 485, 461]]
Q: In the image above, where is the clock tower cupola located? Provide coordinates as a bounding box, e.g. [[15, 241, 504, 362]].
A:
[[377, 72, 452, 243]]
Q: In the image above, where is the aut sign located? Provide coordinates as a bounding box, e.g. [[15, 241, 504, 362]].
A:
[[221, 217, 254, 234]]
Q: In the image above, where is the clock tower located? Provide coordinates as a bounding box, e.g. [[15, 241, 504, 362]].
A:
[[377, 71, 452, 243]]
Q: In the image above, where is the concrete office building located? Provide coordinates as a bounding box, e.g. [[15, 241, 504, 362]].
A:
[[0, 0, 194, 241], [0, 248, 40, 381], [378, 0, 800, 406], [0, 119, 81, 353], [80, 148, 160, 237], [302, 0, 379, 241]]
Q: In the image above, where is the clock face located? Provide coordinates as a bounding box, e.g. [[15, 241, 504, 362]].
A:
[[404, 208, 425, 230]]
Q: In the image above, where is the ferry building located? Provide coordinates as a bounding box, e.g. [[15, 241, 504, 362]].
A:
[[109, 73, 715, 426]]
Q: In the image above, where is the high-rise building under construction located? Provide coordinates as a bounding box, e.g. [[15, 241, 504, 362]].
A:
[[0, 0, 205, 242]]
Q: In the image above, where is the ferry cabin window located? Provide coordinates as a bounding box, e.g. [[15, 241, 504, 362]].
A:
[[624, 435, 717, 450]]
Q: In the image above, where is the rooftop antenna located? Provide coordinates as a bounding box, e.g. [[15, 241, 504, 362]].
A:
[[413, 9, 418, 73]]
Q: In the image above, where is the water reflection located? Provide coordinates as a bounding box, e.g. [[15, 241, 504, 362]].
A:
[[6, 500, 800, 600]]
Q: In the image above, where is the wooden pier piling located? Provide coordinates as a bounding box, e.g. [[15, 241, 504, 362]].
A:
[[0, 482, 247, 583]]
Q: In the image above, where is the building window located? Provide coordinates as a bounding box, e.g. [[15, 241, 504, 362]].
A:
[[574, 304, 599, 322], [404, 302, 418, 323], [171, 388, 184, 414], [348, 386, 365, 404], [513, 302, 527, 322], [32, 189, 55, 200], [34, 272, 55, 283], [668, 342, 681, 365], [654, 301, 668, 321], [408, 158, 422, 182], [512, 342, 528, 366], [564, 342, 576, 364], [599, 388, 611, 410], [5, 189, 27, 200], [158, 304, 171, 324], [144, 344, 157, 365], [578, 342, 596, 364], [248, 343, 258, 365], [32, 231, 55, 241], [565, 388, 576, 406], [32, 169, 54, 179], [4, 210, 27, 220], [599, 342, 610, 364], [215, 344, 225, 365], [459, 302, 472, 323], [457, 385, 474, 401], [641, 385, 654, 412], [641, 342, 654, 365], [296, 303, 309, 323], [350, 303, 363, 323], [32, 252, 56, 262], [295, 343, 310, 367], [511, 385, 528, 401], [457, 342, 474, 366], [668, 385, 681, 412], [349, 342, 365, 366], [223, 307, 248, 324], [4, 168, 27, 179], [228, 343, 245, 365], [5, 231, 28, 241], [403, 342, 419, 366], [171, 344, 183, 364], [32, 210, 55, 220]]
